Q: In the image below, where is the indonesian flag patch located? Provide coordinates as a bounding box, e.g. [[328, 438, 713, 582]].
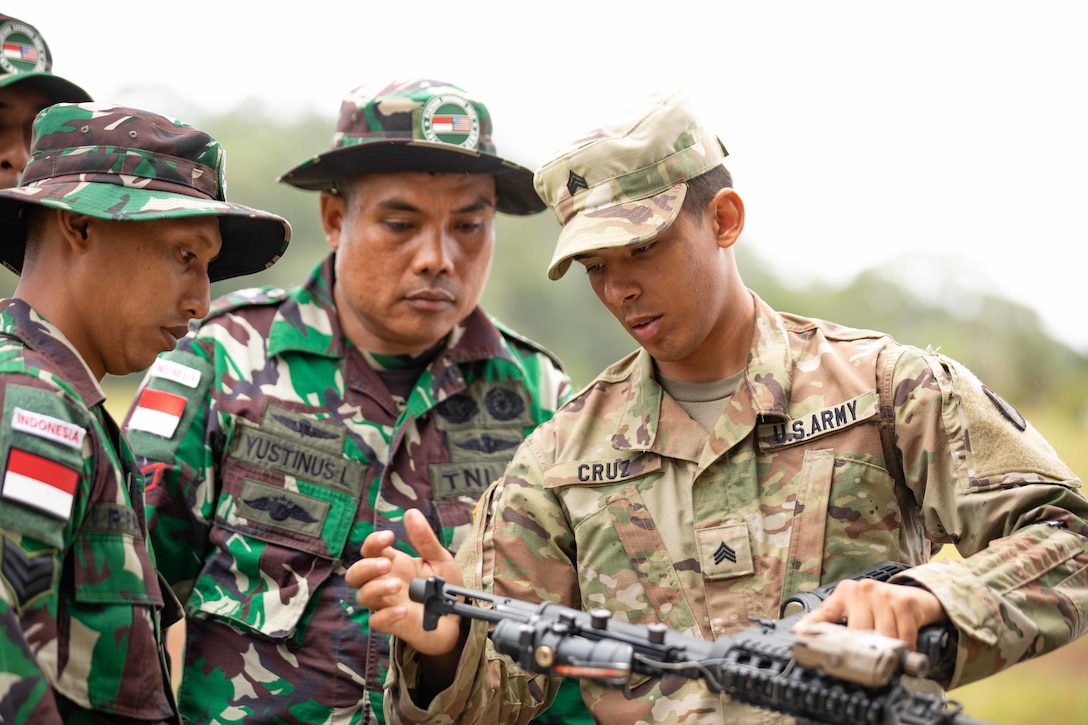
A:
[[127, 388, 188, 439], [3, 448, 79, 521]]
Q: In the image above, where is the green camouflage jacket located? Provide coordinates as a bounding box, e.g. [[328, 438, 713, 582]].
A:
[[123, 255, 573, 724], [0, 298, 179, 724], [387, 292, 1088, 725]]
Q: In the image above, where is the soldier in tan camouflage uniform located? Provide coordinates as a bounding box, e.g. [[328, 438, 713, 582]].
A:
[[347, 90, 1088, 724], [0, 102, 290, 723], [123, 78, 592, 725], [0, 13, 91, 190]]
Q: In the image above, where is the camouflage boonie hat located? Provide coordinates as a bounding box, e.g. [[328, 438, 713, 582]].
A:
[[0, 14, 91, 104], [278, 78, 545, 216], [534, 90, 729, 280], [0, 102, 292, 282]]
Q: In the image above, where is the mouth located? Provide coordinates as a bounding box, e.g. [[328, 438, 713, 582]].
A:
[[405, 288, 456, 310], [625, 314, 662, 343], [162, 325, 190, 348]]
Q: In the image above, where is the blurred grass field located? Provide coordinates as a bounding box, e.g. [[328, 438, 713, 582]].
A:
[[940, 406, 1088, 725]]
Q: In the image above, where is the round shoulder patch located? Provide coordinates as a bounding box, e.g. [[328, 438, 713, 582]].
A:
[[419, 93, 480, 150], [983, 385, 1027, 431], [0, 20, 48, 75]]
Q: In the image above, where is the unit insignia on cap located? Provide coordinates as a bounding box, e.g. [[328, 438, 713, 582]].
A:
[[0, 20, 47, 75], [420, 93, 480, 149]]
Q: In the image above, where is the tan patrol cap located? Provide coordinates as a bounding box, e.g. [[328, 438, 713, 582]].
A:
[[533, 90, 728, 280]]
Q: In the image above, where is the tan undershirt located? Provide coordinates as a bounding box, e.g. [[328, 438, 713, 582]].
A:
[[656, 369, 744, 432]]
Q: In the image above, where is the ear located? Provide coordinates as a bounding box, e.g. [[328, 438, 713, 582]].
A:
[[319, 190, 346, 251], [710, 188, 745, 250], [56, 211, 93, 253]]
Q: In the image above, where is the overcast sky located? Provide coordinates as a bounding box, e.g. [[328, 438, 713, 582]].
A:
[[11, 1, 1088, 353]]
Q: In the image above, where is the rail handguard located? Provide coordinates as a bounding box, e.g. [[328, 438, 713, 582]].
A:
[[409, 562, 989, 725]]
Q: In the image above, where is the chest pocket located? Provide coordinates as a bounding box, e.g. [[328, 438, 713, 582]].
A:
[[61, 501, 174, 718], [429, 381, 534, 554], [189, 413, 366, 640], [542, 457, 691, 624]]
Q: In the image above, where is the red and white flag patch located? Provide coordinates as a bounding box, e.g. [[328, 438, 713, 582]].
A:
[[3, 448, 79, 521], [127, 388, 188, 438]]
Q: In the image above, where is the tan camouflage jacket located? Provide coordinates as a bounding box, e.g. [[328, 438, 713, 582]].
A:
[[387, 292, 1088, 725], [0, 298, 179, 724]]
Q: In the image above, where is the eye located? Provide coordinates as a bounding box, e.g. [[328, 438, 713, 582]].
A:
[[456, 220, 486, 234], [383, 219, 414, 233], [179, 248, 196, 264], [631, 241, 656, 256]]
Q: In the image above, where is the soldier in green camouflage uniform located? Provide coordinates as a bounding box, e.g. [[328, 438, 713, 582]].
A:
[[0, 13, 91, 190], [0, 102, 290, 723], [348, 90, 1088, 724], [123, 78, 591, 725]]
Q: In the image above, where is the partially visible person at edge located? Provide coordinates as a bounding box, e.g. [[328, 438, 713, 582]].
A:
[[122, 78, 593, 725], [346, 90, 1088, 724], [0, 101, 291, 724], [0, 13, 91, 190]]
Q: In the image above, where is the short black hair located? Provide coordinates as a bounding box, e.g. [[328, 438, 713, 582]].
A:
[[681, 164, 733, 219], [20, 204, 47, 265]]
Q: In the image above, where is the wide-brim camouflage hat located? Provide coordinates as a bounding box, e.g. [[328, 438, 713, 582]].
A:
[[534, 90, 729, 280], [0, 15, 92, 104], [0, 102, 291, 283], [278, 78, 545, 216]]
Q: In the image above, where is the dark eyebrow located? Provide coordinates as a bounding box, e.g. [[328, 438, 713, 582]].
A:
[[377, 199, 422, 213], [375, 196, 496, 215], [195, 225, 223, 256], [572, 253, 592, 262], [453, 197, 496, 214]]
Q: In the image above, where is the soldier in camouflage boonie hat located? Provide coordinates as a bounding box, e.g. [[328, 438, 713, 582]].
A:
[[278, 78, 545, 215], [0, 102, 291, 282], [0, 13, 91, 105], [534, 90, 729, 280]]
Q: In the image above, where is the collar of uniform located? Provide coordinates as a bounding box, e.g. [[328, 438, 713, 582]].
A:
[[599, 291, 793, 456], [437, 307, 520, 367], [266, 255, 344, 359], [742, 291, 793, 419], [0, 298, 107, 407]]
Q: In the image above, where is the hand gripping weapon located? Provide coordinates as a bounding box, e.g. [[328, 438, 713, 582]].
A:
[[410, 561, 990, 725]]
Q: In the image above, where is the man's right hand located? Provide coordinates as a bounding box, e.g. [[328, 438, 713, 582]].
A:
[[346, 508, 465, 658]]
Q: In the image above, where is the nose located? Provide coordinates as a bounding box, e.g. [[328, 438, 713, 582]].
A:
[[601, 266, 640, 308], [185, 273, 212, 321], [413, 226, 455, 277], [0, 135, 30, 189]]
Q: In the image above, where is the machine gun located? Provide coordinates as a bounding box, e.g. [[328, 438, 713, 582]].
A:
[[410, 561, 988, 725]]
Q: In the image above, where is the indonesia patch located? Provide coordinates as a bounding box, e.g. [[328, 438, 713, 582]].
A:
[[127, 388, 188, 438], [2, 448, 78, 521], [149, 357, 202, 388], [11, 407, 86, 450]]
